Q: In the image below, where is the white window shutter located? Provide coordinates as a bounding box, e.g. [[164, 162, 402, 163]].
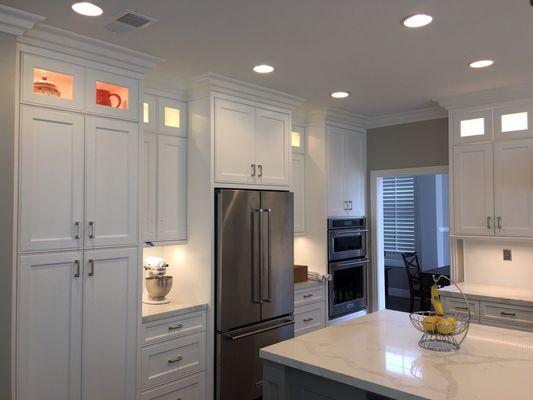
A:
[[383, 176, 416, 253]]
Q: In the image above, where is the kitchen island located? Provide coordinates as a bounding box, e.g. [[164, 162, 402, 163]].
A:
[[260, 310, 533, 400]]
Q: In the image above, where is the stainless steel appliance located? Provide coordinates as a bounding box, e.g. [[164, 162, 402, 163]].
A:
[[328, 217, 368, 319], [215, 189, 294, 400], [143, 256, 173, 304], [328, 217, 367, 261]]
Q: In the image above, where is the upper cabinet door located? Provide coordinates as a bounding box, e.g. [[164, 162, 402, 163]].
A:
[[452, 109, 493, 144], [494, 139, 533, 237], [158, 97, 187, 137], [326, 128, 347, 217], [344, 131, 366, 217], [214, 98, 256, 184], [494, 104, 533, 141], [453, 143, 494, 236], [17, 251, 83, 400], [255, 108, 290, 186], [19, 106, 84, 252], [21, 53, 85, 111], [157, 136, 188, 241], [141, 133, 157, 242], [292, 153, 305, 234], [85, 116, 138, 247], [143, 94, 157, 132], [85, 69, 139, 121], [83, 247, 137, 400]]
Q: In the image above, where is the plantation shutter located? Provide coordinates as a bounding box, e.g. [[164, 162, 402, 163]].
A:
[[383, 176, 416, 253]]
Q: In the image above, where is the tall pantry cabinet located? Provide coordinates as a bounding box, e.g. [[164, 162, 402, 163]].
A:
[[16, 43, 146, 400]]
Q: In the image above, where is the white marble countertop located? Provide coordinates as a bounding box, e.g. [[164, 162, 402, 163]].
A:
[[440, 282, 533, 306], [142, 301, 208, 323], [294, 279, 324, 290], [260, 310, 533, 400]]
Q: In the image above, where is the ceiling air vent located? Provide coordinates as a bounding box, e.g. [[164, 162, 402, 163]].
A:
[[105, 10, 157, 34]]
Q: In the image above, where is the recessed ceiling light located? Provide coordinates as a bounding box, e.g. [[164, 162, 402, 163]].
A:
[[402, 14, 433, 28], [469, 59, 494, 69], [71, 2, 103, 16], [331, 91, 350, 99], [253, 64, 274, 74]]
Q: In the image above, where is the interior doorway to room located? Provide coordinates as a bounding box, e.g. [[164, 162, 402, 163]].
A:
[[370, 166, 450, 312]]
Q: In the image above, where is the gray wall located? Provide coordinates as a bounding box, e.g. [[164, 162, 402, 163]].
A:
[[0, 32, 16, 399]]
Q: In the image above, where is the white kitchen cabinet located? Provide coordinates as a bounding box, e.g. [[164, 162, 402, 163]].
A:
[[451, 109, 493, 144], [327, 126, 366, 217], [19, 106, 85, 252], [83, 247, 138, 400], [157, 136, 188, 241], [214, 97, 291, 187], [143, 94, 157, 132], [142, 133, 157, 241], [293, 282, 326, 337], [140, 373, 206, 400], [452, 143, 494, 236], [85, 116, 138, 247], [255, 108, 290, 186], [158, 97, 187, 137], [494, 103, 533, 141], [292, 153, 305, 234], [494, 139, 533, 237], [17, 251, 83, 400]]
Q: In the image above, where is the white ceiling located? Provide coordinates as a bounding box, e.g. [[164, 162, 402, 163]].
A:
[[5, 0, 533, 116]]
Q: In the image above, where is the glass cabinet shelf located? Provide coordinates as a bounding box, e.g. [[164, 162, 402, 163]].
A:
[[33, 68, 74, 100]]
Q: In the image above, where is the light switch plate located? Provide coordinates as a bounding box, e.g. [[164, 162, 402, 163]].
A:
[[503, 249, 512, 261]]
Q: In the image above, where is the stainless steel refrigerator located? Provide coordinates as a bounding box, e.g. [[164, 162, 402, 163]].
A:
[[215, 189, 294, 400]]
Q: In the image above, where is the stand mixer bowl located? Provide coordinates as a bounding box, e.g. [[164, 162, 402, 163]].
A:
[[146, 276, 173, 300]]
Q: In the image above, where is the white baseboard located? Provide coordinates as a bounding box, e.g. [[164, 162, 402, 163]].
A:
[[388, 287, 410, 298]]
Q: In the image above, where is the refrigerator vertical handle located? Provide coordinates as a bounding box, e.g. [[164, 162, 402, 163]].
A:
[[262, 208, 272, 303], [253, 208, 263, 304]]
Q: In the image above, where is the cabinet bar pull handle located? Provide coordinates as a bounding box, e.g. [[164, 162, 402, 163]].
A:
[[168, 324, 183, 331], [168, 355, 183, 364], [500, 311, 516, 317], [303, 294, 314, 298], [453, 306, 469, 311], [89, 221, 95, 239], [303, 318, 314, 322], [74, 259, 80, 278], [258, 164, 263, 178], [88, 259, 95, 277], [348, 201, 353, 211], [487, 216, 491, 229], [251, 164, 256, 177], [74, 222, 81, 239], [344, 201, 348, 211], [497, 216, 502, 230]]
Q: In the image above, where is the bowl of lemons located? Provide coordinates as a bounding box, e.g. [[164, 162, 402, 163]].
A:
[[409, 275, 470, 352]]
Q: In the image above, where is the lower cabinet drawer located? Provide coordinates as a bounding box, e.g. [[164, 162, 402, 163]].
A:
[[480, 301, 533, 331], [140, 372, 206, 400], [443, 297, 480, 322], [142, 311, 206, 346], [141, 333, 206, 390], [294, 285, 324, 307], [294, 302, 325, 336]]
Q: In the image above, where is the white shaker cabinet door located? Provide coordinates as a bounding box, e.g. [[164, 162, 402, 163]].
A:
[[18, 251, 83, 400], [326, 127, 347, 217], [292, 153, 305, 233], [494, 139, 533, 237], [85, 116, 138, 247], [142, 133, 157, 242], [453, 143, 494, 235], [19, 106, 84, 252], [344, 131, 366, 217], [255, 108, 291, 186], [214, 98, 256, 184], [157, 135, 188, 241], [82, 247, 138, 400]]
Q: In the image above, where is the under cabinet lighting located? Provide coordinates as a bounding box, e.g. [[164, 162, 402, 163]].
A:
[[72, 2, 103, 16], [460, 118, 485, 137], [402, 14, 433, 28], [292, 131, 302, 148], [143, 102, 149, 123], [164, 107, 180, 128], [501, 112, 528, 133]]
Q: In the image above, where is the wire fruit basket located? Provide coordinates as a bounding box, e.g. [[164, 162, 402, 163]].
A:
[[409, 275, 470, 352]]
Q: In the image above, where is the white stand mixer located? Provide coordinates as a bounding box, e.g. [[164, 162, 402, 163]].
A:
[[143, 256, 173, 305]]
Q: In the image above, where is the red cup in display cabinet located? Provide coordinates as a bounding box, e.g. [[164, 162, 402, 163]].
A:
[[96, 88, 122, 108]]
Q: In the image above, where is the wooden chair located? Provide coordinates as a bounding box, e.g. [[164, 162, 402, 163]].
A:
[[402, 252, 431, 313]]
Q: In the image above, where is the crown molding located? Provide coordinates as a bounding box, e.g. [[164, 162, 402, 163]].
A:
[[367, 106, 447, 129], [0, 4, 44, 36], [435, 82, 533, 111], [144, 71, 187, 101], [189, 73, 304, 110], [308, 107, 369, 132], [18, 24, 164, 74]]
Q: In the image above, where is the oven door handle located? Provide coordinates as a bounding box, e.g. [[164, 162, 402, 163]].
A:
[[332, 229, 368, 236], [334, 259, 370, 269]]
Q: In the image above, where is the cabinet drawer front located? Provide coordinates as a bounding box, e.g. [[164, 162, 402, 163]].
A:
[[480, 301, 533, 330], [140, 372, 206, 400], [294, 303, 324, 336], [141, 333, 206, 390], [444, 297, 480, 321], [294, 286, 324, 307], [143, 311, 206, 346]]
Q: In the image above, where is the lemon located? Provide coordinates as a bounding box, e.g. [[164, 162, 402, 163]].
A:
[[422, 316, 439, 332], [436, 318, 456, 335]]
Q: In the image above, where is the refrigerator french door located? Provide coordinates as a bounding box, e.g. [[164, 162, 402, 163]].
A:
[[215, 189, 294, 400]]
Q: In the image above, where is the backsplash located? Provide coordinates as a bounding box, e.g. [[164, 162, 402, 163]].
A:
[[463, 240, 533, 290]]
